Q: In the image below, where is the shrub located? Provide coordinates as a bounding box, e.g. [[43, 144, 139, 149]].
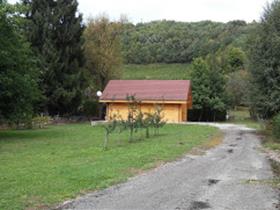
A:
[[102, 117, 118, 150], [143, 113, 153, 138], [126, 95, 141, 142], [32, 116, 52, 129], [150, 105, 166, 135], [82, 99, 99, 118], [100, 96, 167, 150], [272, 113, 280, 139]]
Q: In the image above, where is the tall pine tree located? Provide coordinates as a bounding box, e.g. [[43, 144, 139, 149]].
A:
[[190, 57, 228, 121], [23, 0, 84, 115], [248, 0, 280, 119]]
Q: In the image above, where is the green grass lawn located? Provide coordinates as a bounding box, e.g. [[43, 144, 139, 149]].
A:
[[264, 138, 280, 151], [0, 123, 218, 210], [262, 128, 280, 151], [121, 63, 191, 80]]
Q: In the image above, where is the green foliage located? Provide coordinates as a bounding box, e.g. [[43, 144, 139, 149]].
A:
[[206, 56, 228, 112], [248, 0, 280, 119], [0, 2, 40, 126], [82, 99, 99, 118], [125, 95, 142, 142], [101, 96, 166, 148], [124, 96, 166, 140], [23, 0, 85, 116], [120, 20, 253, 64], [272, 113, 280, 139], [150, 105, 166, 135], [224, 47, 247, 73], [102, 117, 118, 150], [226, 70, 250, 108], [227, 107, 261, 130], [83, 16, 123, 118], [190, 58, 211, 111], [190, 57, 228, 121], [83, 16, 123, 92], [142, 113, 152, 138]]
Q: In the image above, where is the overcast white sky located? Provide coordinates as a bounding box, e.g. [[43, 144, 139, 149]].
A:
[[9, 0, 273, 23]]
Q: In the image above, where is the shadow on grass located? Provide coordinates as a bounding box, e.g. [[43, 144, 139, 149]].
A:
[[0, 128, 62, 143]]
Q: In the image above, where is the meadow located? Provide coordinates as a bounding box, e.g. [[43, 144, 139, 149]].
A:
[[121, 63, 191, 80], [0, 123, 218, 209]]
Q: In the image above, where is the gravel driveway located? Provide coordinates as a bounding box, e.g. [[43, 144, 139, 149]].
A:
[[60, 123, 279, 210]]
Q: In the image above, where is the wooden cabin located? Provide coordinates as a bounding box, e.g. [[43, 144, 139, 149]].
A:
[[99, 80, 192, 123]]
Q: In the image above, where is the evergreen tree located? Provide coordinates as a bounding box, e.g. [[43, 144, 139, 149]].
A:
[[206, 55, 228, 120], [248, 0, 280, 118], [0, 1, 40, 125], [190, 57, 227, 121], [23, 0, 85, 115], [190, 58, 211, 121]]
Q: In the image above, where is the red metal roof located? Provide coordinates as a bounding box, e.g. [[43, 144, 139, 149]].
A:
[[100, 80, 191, 101]]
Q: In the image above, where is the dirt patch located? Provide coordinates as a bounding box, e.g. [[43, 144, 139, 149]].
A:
[[125, 168, 146, 176], [208, 179, 220, 186], [264, 148, 280, 163], [25, 196, 50, 210], [189, 132, 224, 156], [189, 148, 206, 156], [124, 160, 165, 176], [271, 159, 280, 176], [203, 132, 224, 149], [188, 201, 211, 209]]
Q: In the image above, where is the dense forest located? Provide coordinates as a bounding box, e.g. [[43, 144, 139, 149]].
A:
[[120, 20, 255, 64]]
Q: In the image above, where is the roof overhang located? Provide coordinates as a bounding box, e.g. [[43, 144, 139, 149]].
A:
[[99, 99, 188, 104]]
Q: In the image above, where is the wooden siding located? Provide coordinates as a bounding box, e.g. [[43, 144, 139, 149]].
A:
[[106, 102, 188, 123]]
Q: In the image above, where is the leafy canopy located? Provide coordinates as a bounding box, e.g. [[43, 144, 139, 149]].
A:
[[0, 1, 40, 125]]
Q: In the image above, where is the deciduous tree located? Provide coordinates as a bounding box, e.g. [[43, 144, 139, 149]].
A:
[[0, 1, 40, 125], [83, 15, 123, 92]]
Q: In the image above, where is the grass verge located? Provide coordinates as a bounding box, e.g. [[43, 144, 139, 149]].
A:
[[227, 107, 261, 130], [0, 123, 218, 210], [121, 63, 191, 80]]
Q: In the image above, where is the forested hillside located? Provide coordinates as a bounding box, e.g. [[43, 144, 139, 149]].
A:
[[2, 0, 279, 124], [120, 20, 256, 64]]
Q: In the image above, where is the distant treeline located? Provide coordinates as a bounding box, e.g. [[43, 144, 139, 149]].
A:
[[120, 20, 256, 64]]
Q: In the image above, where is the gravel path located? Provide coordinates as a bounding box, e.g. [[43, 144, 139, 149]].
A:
[[60, 124, 279, 210]]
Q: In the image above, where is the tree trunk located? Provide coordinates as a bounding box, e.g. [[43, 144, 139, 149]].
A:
[[103, 132, 109, 150], [98, 104, 104, 120], [129, 128, 133, 142], [213, 111, 216, 122], [146, 127, 149, 138], [199, 109, 204, 122]]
